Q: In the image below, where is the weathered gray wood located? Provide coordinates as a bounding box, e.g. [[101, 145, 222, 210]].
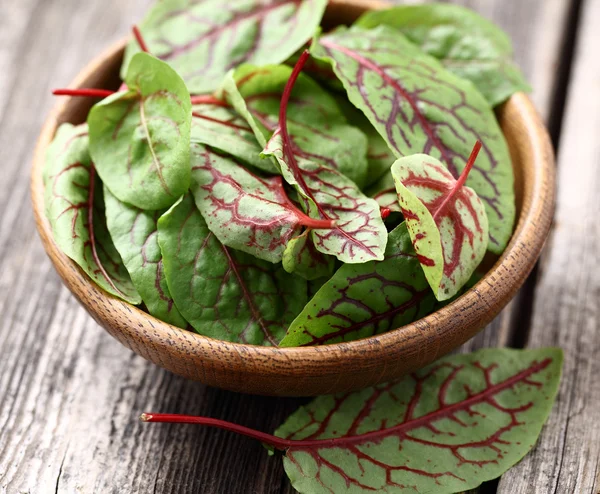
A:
[[497, 0, 600, 492], [0, 1, 579, 493]]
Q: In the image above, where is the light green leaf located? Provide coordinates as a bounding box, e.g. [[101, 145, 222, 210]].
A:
[[88, 52, 191, 210], [122, 0, 328, 94], [391, 152, 489, 301], [190, 102, 273, 173], [158, 193, 307, 345], [103, 186, 187, 327], [44, 123, 140, 304], [356, 3, 531, 106], [312, 26, 514, 254], [277, 348, 563, 494], [280, 223, 435, 346]]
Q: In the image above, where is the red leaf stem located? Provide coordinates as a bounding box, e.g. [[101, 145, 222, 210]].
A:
[[190, 95, 229, 106], [278, 49, 330, 220], [132, 25, 150, 53], [52, 88, 115, 98]]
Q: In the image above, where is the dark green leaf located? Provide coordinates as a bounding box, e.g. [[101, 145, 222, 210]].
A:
[[122, 0, 328, 94], [276, 348, 563, 493], [44, 123, 140, 304], [312, 26, 514, 254], [157, 193, 307, 345], [104, 186, 187, 327], [280, 223, 435, 346], [356, 4, 531, 106], [88, 52, 191, 210], [282, 230, 335, 281]]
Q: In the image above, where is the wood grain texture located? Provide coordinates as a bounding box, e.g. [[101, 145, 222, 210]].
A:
[[497, 0, 600, 491], [0, 0, 579, 493]]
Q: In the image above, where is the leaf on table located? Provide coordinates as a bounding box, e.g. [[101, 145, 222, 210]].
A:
[[276, 347, 563, 494], [391, 146, 489, 301], [312, 26, 514, 254], [44, 123, 141, 304], [263, 133, 387, 264], [280, 223, 435, 347], [157, 193, 307, 345], [190, 144, 334, 263], [220, 63, 369, 187], [355, 4, 531, 106], [104, 186, 187, 327], [190, 102, 274, 173], [282, 230, 335, 281], [88, 52, 191, 210], [121, 0, 328, 94]]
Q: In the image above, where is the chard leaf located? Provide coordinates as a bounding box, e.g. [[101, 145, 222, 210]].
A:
[[277, 348, 563, 494], [158, 194, 307, 345], [88, 52, 191, 210], [282, 230, 335, 281], [122, 0, 328, 94], [391, 147, 489, 301], [190, 102, 274, 173], [356, 4, 531, 106], [280, 223, 435, 347], [263, 134, 387, 264], [103, 186, 187, 327], [220, 64, 369, 187], [44, 124, 141, 304], [312, 26, 514, 254], [190, 144, 333, 264]]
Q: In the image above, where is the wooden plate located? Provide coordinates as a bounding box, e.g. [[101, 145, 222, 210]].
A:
[[30, 0, 555, 396]]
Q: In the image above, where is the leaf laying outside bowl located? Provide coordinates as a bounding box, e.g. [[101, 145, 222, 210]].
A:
[[141, 348, 563, 494]]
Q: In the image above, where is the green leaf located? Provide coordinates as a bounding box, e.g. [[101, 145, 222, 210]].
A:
[[263, 134, 388, 264], [312, 26, 514, 254], [157, 193, 307, 345], [391, 151, 489, 301], [190, 144, 334, 264], [220, 64, 369, 187], [88, 52, 191, 210], [276, 347, 563, 493], [282, 230, 335, 281], [44, 123, 141, 304], [280, 223, 435, 346], [190, 102, 274, 173], [122, 0, 328, 94], [103, 186, 187, 327], [355, 3, 531, 106], [334, 96, 396, 187]]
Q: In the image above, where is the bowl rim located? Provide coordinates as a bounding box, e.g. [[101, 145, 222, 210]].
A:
[[30, 0, 555, 395]]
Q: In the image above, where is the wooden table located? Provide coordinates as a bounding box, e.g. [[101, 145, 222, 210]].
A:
[[1, 0, 599, 492]]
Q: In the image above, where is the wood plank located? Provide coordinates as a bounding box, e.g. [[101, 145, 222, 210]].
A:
[[0, 0, 577, 493], [497, 0, 600, 491]]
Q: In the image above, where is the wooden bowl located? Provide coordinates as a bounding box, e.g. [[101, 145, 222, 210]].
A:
[[31, 0, 555, 396]]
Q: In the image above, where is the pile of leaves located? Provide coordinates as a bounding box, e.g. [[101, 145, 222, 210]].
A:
[[45, 0, 529, 347]]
